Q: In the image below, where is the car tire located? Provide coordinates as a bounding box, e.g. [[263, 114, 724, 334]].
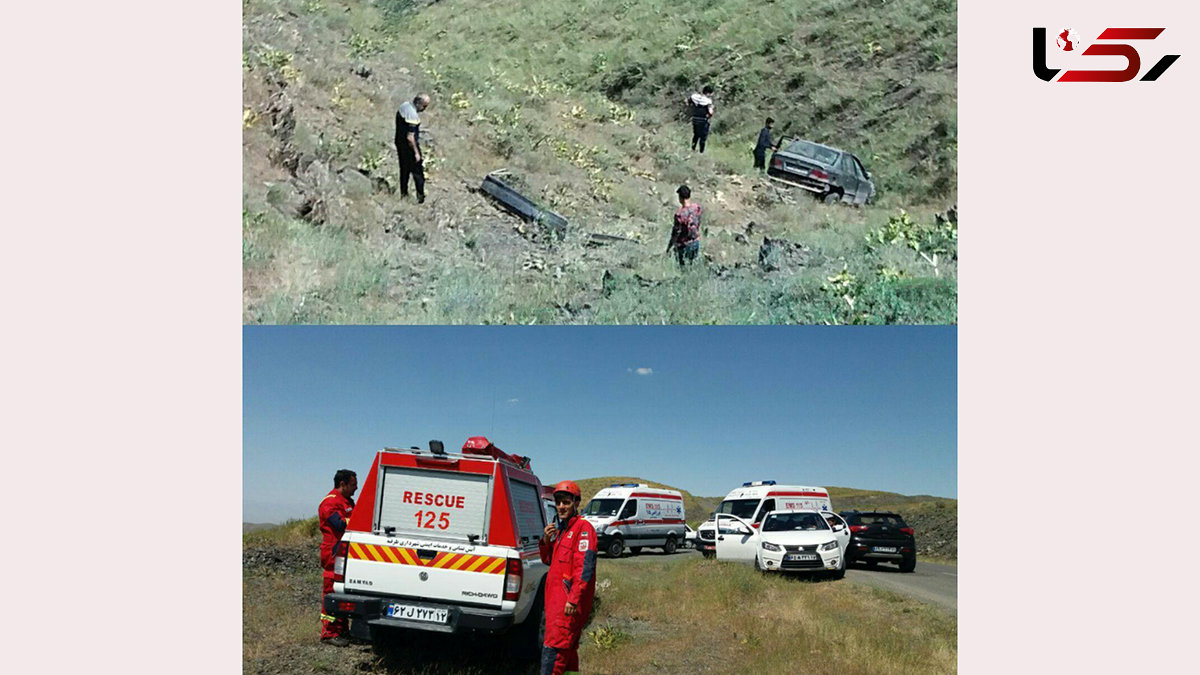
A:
[[754, 556, 764, 572], [701, 549, 714, 559], [629, 546, 642, 555], [822, 190, 842, 205], [606, 538, 624, 558], [663, 536, 678, 554], [899, 557, 916, 573]]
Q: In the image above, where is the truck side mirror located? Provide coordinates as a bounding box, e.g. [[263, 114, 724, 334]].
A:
[[429, 440, 445, 455]]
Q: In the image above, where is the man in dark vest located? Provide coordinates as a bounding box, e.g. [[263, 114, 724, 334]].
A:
[[687, 85, 715, 153], [395, 93, 431, 203]]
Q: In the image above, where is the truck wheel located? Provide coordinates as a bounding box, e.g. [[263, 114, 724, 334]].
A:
[[663, 536, 678, 554], [506, 582, 545, 661], [629, 546, 642, 555], [823, 190, 842, 205], [899, 557, 916, 573], [606, 538, 624, 558], [701, 549, 714, 559]]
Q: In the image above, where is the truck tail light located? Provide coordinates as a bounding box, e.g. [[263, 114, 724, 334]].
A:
[[849, 525, 869, 533], [333, 541, 349, 582], [900, 527, 914, 535], [751, 522, 760, 529], [503, 558, 523, 602], [810, 169, 829, 181], [770, 156, 782, 169]]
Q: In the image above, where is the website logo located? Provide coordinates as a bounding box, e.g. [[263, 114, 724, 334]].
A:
[[1033, 27, 1180, 82]]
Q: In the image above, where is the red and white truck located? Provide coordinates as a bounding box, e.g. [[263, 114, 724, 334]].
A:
[[322, 437, 549, 654]]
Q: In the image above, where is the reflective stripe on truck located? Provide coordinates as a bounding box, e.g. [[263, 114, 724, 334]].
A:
[[348, 543, 507, 574]]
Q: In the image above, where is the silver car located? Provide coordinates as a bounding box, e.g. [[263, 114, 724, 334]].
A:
[[767, 138, 876, 206]]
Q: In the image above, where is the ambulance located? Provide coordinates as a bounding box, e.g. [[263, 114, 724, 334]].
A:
[[581, 483, 687, 557], [322, 437, 549, 656], [695, 481, 833, 557]]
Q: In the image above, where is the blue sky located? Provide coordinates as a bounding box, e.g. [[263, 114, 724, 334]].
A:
[[244, 327, 956, 523]]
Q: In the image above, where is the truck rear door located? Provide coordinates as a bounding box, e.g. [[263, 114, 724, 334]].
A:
[[343, 465, 508, 608]]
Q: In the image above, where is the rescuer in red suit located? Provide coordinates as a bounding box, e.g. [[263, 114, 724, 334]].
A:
[[538, 480, 597, 675], [318, 469, 357, 646]]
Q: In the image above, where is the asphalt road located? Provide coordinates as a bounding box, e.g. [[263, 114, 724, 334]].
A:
[[845, 559, 958, 615], [612, 547, 957, 615]]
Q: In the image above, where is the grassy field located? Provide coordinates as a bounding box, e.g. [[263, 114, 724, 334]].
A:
[[244, 532, 956, 674], [242, 0, 957, 324]]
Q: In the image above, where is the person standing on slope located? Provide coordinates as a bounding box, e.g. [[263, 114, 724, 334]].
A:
[[688, 85, 715, 153], [667, 184, 702, 265], [395, 93, 431, 203], [318, 469, 357, 646], [538, 480, 598, 675]]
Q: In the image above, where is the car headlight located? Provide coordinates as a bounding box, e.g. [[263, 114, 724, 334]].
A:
[[594, 524, 606, 534], [820, 540, 839, 551], [761, 541, 782, 552]]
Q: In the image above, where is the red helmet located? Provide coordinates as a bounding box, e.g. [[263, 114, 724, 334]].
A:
[[552, 480, 581, 498]]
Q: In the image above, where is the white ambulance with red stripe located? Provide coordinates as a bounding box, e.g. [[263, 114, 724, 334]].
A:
[[322, 437, 549, 655], [695, 481, 833, 557], [581, 483, 687, 557]]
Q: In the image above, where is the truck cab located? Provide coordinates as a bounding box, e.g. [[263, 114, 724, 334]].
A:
[[322, 437, 549, 655], [695, 481, 832, 557], [581, 483, 687, 557]]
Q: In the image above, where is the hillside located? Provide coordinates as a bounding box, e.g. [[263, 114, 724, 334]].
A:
[[243, 0, 957, 324]]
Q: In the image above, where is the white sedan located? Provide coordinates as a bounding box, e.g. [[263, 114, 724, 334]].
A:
[[713, 510, 850, 579]]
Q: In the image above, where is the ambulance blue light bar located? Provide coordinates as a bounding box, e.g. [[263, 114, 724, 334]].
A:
[[610, 483, 641, 488], [742, 480, 777, 487]]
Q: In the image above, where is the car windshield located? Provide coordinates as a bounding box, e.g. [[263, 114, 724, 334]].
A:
[[762, 512, 831, 532], [784, 140, 841, 166], [716, 499, 760, 519], [583, 498, 624, 517]]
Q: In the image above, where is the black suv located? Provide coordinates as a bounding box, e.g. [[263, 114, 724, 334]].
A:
[[840, 511, 916, 572]]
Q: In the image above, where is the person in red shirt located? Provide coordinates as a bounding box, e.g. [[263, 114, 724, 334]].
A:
[[318, 469, 357, 646], [667, 184, 702, 265], [538, 480, 597, 675]]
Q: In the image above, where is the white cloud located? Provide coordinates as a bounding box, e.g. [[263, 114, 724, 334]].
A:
[[630, 367, 653, 376], [506, 398, 520, 405]]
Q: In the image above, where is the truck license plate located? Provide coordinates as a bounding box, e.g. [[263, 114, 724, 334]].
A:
[[386, 603, 449, 624], [785, 553, 818, 561], [873, 546, 897, 553]]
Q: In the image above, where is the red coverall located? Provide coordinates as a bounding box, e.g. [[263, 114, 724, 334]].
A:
[[318, 489, 354, 639], [538, 515, 598, 675]]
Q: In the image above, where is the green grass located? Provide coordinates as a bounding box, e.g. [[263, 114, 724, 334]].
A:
[[242, 0, 956, 324]]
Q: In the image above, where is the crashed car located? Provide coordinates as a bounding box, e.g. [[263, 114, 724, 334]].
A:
[[767, 138, 876, 205]]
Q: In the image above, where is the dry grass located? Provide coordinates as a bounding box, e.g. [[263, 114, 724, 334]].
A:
[[243, 523, 955, 674], [583, 556, 956, 674]]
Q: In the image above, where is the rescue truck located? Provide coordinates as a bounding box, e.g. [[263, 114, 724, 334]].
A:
[[581, 483, 687, 557], [695, 481, 833, 557], [322, 437, 549, 655]]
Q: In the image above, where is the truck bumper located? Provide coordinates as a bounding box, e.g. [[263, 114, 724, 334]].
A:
[[324, 592, 514, 635]]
